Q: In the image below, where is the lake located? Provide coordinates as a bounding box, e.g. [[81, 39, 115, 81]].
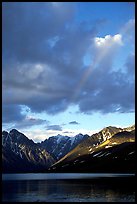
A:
[[2, 173, 135, 202]]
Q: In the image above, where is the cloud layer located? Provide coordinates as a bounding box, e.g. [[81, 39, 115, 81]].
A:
[[69, 121, 80, 125], [2, 3, 135, 127]]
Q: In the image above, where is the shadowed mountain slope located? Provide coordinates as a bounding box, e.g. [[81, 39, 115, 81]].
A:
[[2, 129, 55, 173]]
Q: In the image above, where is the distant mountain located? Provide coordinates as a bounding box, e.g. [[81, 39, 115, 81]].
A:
[[2, 125, 135, 173], [2, 129, 55, 173], [49, 126, 135, 173], [40, 133, 89, 160], [123, 124, 135, 132]]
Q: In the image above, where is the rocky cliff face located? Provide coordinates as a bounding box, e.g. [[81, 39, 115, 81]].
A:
[[40, 133, 89, 160], [2, 124, 135, 173], [52, 126, 123, 163], [2, 129, 55, 173], [49, 125, 135, 173]]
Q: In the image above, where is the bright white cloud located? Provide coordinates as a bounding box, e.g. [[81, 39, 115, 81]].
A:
[[94, 34, 123, 47], [113, 34, 123, 44]]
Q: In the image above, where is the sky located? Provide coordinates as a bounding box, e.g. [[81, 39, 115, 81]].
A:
[[2, 2, 135, 142]]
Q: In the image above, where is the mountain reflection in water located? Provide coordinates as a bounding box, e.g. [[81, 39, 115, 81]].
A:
[[2, 173, 135, 202]]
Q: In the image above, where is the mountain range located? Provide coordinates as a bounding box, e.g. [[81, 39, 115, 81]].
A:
[[2, 125, 135, 173], [49, 126, 135, 173], [2, 129, 88, 173], [40, 133, 89, 160]]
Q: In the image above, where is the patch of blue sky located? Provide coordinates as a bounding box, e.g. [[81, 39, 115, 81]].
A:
[[83, 52, 92, 66], [74, 2, 135, 36], [22, 104, 135, 132]]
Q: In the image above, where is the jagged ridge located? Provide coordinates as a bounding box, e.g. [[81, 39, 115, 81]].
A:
[[2, 124, 135, 173], [2, 129, 55, 173], [49, 126, 135, 173]]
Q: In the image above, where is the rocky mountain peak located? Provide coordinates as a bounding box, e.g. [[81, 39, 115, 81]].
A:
[[10, 128, 19, 133], [2, 131, 8, 137]]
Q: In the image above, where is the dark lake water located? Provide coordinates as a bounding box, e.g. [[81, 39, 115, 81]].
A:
[[2, 173, 135, 202]]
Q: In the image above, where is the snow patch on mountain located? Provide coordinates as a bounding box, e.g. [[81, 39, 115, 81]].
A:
[[40, 133, 89, 160]]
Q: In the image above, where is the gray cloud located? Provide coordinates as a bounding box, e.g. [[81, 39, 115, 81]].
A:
[[69, 121, 80, 125], [63, 131, 73, 134], [2, 2, 75, 64], [12, 117, 48, 130], [77, 53, 135, 114], [46, 125, 62, 131], [2, 104, 48, 129], [2, 105, 25, 123], [2, 3, 135, 126]]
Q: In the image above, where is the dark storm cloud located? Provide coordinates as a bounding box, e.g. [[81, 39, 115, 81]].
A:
[[125, 53, 135, 76], [2, 2, 75, 64], [77, 53, 135, 114], [69, 121, 80, 125], [12, 117, 48, 130], [2, 2, 135, 126], [2, 105, 25, 123], [2, 104, 48, 129], [2, 2, 97, 116], [46, 125, 62, 131]]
